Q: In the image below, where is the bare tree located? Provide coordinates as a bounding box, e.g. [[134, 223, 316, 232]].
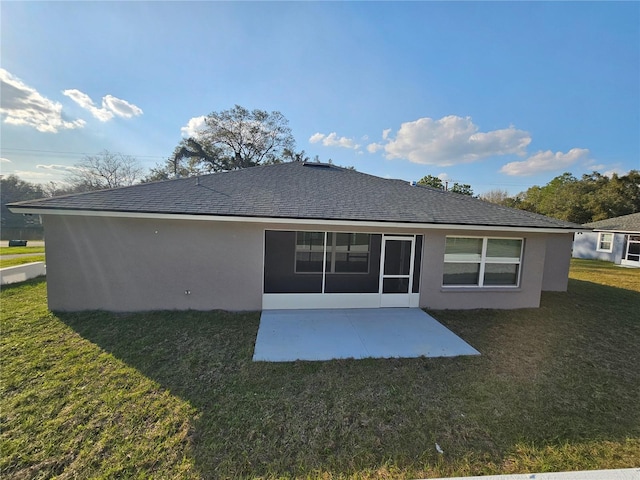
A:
[[480, 188, 512, 204], [67, 150, 144, 191]]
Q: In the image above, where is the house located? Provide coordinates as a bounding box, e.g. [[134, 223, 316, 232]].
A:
[[8, 162, 581, 312], [573, 212, 640, 268]]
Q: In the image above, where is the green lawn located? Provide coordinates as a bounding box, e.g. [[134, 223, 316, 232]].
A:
[[1, 260, 639, 479], [0, 245, 46, 268], [0, 255, 45, 269], [0, 246, 45, 256]]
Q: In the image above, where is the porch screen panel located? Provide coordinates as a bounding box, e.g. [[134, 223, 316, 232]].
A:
[[325, 234, 381, 293], [295, 231, 325, 273], [412, 235, 423, 293], [384, 239, 412, 275], [627, 235, 640, 262], [332, 233, 370, 273], [264, 231, 322, 293]]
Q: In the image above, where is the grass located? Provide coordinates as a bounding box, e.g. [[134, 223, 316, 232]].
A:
[[1, 260, 639, 479], [0, 255, 45, 268], [0, 246, 45, 256], [569, 258, 640, 291]]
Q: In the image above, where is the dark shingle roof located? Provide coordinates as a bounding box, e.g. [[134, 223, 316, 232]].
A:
[[583, 212, 640, 232], [8, 162, 580, 230]]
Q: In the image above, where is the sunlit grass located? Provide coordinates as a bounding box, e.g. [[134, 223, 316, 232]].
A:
[[1, 260, 638, 479], [1, 280, 199, 478], [569, 258, 640, 292], [0, 246, 45, 255], [0, 255, 45, 268]]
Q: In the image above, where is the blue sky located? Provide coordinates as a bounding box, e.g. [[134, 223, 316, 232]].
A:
[[1, 1, 638, 195]]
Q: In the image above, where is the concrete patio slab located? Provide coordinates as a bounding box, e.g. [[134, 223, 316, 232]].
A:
[[423, 467, 639, 480], [0, 262, 46, 285], [253, 308, 480, 362]]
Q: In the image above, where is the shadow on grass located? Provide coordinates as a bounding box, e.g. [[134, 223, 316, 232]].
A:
[[430, 278, 640, 441], [56, 277, 640, 478]]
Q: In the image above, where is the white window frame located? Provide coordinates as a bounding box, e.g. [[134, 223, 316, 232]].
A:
[[596, 232, 614, 253], [442, 236, 524, 288]]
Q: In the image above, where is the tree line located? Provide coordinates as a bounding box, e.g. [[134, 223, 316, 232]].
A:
[[479, 171, 640, 224], [2, 104, 638, 231]]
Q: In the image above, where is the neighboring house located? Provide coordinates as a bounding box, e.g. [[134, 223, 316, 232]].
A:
[[573, 212, 640, 268], [9, 162, 581, 312]]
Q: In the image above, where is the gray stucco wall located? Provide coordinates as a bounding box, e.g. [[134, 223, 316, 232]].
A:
[[43, 216, 569, 311], [43, 215, 264, 311], [572, 231, 625, 264], [541, 233, 573, 291]]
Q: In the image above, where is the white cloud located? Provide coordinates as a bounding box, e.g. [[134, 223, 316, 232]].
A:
[[602, 167, 625, 178], [1, 157, 11, 163], [63, 89, 142, 122], [102, 95, 143, 118], [6, 164, 81, 184], [383, 115, 531, 166], [309, 132, 325, 143], [367, 143, 384, 153], [585, 163, 605, 171], [62, 89, 113, 121], [437, 172, 451, 181], [37, 164, 81, 173], [0, 68, 85, 133], [309, 132, 359, 149], [181, 116, 207, 138], [11, 169, 63, 184], [500, 148, 590, 176], [382, 128, 391, 140]]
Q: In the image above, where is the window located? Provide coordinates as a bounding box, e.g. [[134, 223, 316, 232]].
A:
[[597, 232, 614, 253], [295, 232, 371, 274], [443, 237, 523, 287], [295, 232, 325, 272], [330, 233, 370, 273]]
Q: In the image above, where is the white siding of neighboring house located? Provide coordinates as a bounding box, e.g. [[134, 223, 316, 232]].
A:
[[572, 231, 626, 264]]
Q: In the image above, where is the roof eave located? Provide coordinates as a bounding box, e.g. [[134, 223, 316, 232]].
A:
[[9, 205, 583, 234], [589, 227, 640, 234]]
